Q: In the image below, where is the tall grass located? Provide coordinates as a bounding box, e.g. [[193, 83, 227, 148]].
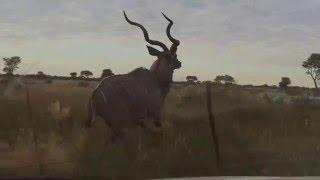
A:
[[0, 80, 320, 178]]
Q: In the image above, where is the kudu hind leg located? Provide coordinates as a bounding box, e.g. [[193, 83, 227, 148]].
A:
[[100, 113, 127, 145]]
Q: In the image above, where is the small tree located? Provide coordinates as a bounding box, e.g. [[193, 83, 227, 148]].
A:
[[279, 77, 291, 89], [80, 70, 93, 78], [214, 74, 235, 84], [70, 72, 77, 78], [302, 53, 320, 89], [37, 71, 46, 79], [186, 75, 198, 83], [101, 69, 114, 78], [2, 56, 22, 76]]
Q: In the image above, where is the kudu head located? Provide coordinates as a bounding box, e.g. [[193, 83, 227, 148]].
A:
[[123, 11, 181, 75]]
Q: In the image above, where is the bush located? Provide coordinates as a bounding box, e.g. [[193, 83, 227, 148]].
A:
[[279, 77, 291, 89]]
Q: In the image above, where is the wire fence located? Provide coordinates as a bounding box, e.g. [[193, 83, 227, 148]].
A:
[[1, 78, 320, 177]]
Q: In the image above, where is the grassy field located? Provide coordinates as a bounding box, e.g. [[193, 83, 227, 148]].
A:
[[0, 78, 320, 179]]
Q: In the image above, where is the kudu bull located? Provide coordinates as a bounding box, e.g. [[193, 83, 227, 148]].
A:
[[85, 11, 181, 142]]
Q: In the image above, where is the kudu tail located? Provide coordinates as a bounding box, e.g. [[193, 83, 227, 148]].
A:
[[85, 95, 95, 128]]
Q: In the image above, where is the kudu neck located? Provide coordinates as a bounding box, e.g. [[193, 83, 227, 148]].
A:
[[150, 60, 173, 98]]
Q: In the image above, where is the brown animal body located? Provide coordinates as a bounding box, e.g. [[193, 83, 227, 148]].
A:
[[85, 11, 181, 142]]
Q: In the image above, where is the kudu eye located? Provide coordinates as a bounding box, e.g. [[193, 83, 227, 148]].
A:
[[173, 59, 181, 69]]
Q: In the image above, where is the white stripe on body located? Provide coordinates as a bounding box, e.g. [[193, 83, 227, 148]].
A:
[[100, 90, 107, 104]]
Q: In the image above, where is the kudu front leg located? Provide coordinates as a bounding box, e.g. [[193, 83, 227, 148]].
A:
[[148, 110, 163, 136], [149, 115, 164, 147]]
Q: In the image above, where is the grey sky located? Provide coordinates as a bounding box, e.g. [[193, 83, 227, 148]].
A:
[[0, 0, 320, 87]]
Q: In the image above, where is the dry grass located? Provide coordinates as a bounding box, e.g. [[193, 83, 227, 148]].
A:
[[0, 79, 320, 178]]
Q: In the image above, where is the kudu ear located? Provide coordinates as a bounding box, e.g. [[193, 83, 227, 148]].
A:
[[147, 46, 162, 57]]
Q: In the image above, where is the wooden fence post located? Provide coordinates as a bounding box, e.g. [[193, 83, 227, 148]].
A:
[[25, 85, 44, 175], [205, 82, 223, 175]]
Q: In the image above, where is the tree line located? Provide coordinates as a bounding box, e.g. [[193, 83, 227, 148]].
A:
[[186, 53, 320, 89], [1, 54, 320, 89], [1, 56, 115, 80]]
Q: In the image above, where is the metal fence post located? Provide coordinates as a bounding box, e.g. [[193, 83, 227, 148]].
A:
[[25, 85, 44, 175]]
